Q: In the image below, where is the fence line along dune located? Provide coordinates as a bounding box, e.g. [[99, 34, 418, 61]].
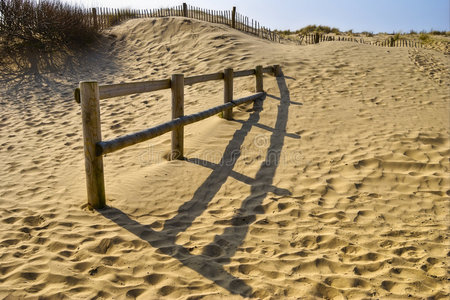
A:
[[36, 2, 433, 48], [0, 15, 449, 300]]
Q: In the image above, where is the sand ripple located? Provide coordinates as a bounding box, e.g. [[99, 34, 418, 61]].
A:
[[0, 18, 448, 299]]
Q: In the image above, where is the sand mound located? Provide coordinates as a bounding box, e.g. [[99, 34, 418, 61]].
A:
[[0, 17, 448, 299]]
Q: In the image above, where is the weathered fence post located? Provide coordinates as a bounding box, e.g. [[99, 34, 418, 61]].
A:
[[183, 3, 187, 17], [255, 65, 263, 92], [274, 65, 282, 77], [171, 74, 184, 160], [92, 8, 98, 30], [80, 81, 105, 209], [223, 68, 233, 120], [231, 6, 236, 28]]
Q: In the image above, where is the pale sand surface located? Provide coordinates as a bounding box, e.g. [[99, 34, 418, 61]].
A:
[[0, 17, 449, 299]]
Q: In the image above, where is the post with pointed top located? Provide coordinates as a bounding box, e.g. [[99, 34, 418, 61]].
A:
[[80, 81, 105, 209], [255, 65, 263, 93], [171, 74, 184, 160], [223, 68, 233, 120], [231, 6, 236, 28], [183, 3, 187, 17]]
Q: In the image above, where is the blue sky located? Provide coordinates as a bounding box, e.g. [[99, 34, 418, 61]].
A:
[[67, 0, 449, 33]]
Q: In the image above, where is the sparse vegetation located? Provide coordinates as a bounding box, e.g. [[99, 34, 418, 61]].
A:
[[392, 32, 402, 41], [272, 25, 449, 52], [429, 30, 449, 36], [275, 25, 448, 39], [361, 31, 374, 37], [0, 0, 99, 56], [419, 33, 432, 44], [295, 25, 340, 35], [274, 29, 293, 35]]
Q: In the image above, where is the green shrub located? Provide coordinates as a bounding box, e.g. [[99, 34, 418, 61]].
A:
[[330, 27, 340, 34], [361, 31, 374, 37], [295, 24, 341, 35], [393, 33, 401, 41], [419, 33, 432, 44], [274, 29, 292, 36], [430, 30, 447, 35]]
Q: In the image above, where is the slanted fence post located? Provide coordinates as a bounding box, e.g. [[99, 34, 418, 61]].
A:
[[223, 68, 233, 120], [255, 65, 263, 92], [80, 81, 105, 209], [231, 6, 236, 28], [183, 3, 187, 17], [171, 74, 184, 160]]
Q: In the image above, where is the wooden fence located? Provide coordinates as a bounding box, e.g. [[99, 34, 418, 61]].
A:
[[0, 1, 427, 48], [85, 3, 283, 43], [84, 4, 423, 48], [74, 65, 282, 209], [296, 33, 422, 48]]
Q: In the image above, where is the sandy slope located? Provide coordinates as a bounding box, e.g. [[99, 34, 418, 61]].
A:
[[0, 17, 449, 299]]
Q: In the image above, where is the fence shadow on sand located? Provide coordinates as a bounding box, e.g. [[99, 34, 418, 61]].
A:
[[100, 70, 294, 296]]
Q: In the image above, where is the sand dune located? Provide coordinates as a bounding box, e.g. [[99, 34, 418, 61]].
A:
[[0, 17, 449, 299]]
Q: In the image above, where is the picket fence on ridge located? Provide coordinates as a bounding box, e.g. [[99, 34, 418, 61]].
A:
[[84, 3, 422, 48]]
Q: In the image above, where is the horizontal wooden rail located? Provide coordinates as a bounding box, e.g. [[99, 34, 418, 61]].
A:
[[184, 72, 224, 85], [97, 92, 265, 155], [99, 79, 171, 100], [74, 67, 274, 103], [77, 64, 281, 208], [233, 69, 255, 78]]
